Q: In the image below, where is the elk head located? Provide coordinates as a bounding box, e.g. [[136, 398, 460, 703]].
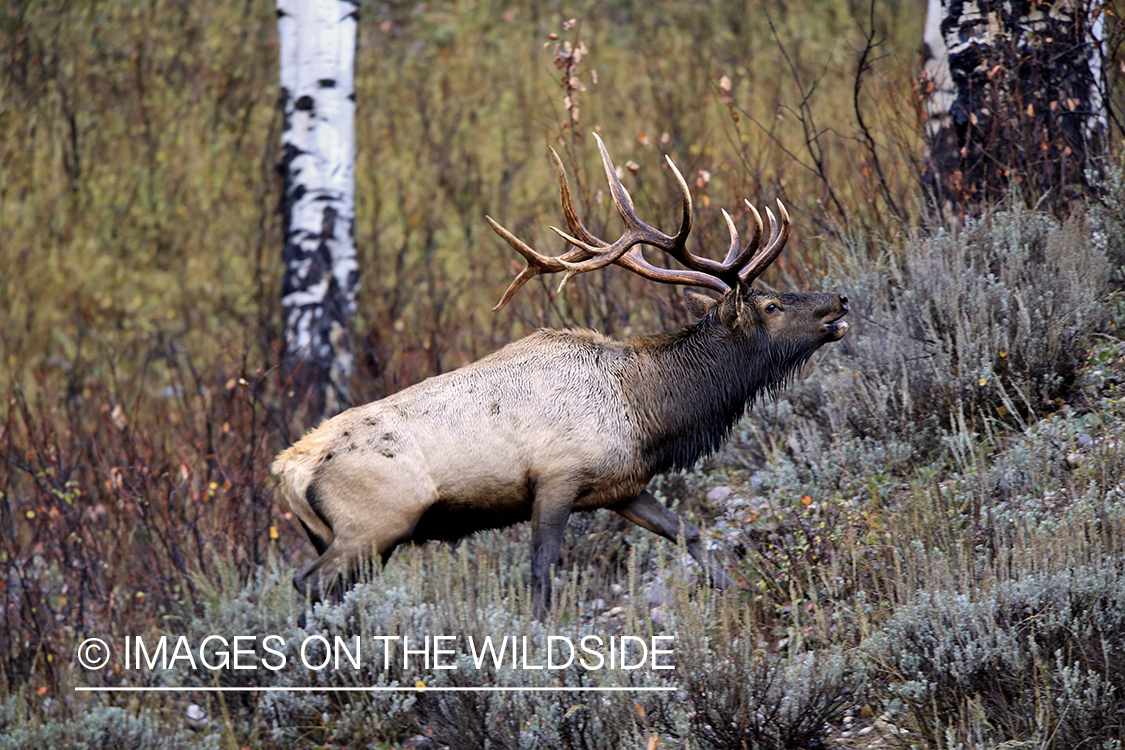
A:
[[485, 133, 849, 371]]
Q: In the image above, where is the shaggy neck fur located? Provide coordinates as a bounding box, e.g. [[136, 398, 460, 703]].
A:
[[625, 310, 822, 474]]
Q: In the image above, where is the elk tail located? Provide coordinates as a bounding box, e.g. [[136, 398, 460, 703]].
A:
[[272, 427, 336, 549]]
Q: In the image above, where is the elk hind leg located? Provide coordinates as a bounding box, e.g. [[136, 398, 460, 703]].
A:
[[298, 518, 330, 556], [294, 449, 437, 612], [293, 540, 364, 604], [611, 489, 732, 588]]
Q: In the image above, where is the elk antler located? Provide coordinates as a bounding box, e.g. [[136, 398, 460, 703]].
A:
[[485, 133, 790, 310]]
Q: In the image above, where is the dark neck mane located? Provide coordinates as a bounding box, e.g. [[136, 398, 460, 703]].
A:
[[624, 314, 814, 474]]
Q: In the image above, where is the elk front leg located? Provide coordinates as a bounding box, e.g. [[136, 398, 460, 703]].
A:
[[529, 485, 575, 621], [611, 489, 732, 589]]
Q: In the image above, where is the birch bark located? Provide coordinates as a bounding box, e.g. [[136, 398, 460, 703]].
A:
[[921, 0, 1107, 212], [277, 0, 359, 417]]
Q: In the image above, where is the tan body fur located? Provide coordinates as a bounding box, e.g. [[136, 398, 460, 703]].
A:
[[273, 285, 848, 618], [275, 329, 650, 565]]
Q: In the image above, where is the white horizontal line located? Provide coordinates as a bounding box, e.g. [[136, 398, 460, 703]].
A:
[[75, 686, 676, 693]]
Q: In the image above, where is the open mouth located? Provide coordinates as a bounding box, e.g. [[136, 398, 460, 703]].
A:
[[820, 313, 849, 340]]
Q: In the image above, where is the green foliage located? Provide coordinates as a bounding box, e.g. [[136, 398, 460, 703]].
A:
[[1, 0, 280, 398]]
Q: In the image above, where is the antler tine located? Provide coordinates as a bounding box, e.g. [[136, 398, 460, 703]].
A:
[[521, 133, 672, 282], [586, 134, 743, 280], [488, 138, 797, 307], [656, 148, 750, 276], [487, 147, 608, 310], [719, 209, 739, 265], [716, 201, 765, 281], [549, 147, 606, 251], [491, 264, 541, 312], [484, 215, 574, 310], [558, 144, 730, 291], [737, 199, 791, 285], [548, 133, 678, 261], [529, 133, 711, 289], [595, 132, 665, 242], [657, 151, 693, 252], [568, 138, 732, 294]]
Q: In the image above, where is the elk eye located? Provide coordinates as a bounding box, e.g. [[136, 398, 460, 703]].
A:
[[765, 303, 779, 314]]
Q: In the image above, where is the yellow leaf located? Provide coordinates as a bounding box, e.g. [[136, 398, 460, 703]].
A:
[[269, 526, 279, 540]]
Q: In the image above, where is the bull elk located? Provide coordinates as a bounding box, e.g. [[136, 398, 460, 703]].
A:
[[272, 134, 849, 619]]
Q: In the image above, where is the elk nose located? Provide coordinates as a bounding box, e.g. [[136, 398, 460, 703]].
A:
[[837, 294, 849, 312]]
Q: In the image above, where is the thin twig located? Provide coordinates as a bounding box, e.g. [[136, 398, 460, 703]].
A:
[[853, 0, 904, 222]]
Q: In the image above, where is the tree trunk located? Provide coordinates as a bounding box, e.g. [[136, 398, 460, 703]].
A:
[[921, 0, 1107, 213], [277, 0, 359, 418]]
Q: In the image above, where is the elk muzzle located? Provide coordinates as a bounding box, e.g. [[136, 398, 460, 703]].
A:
[[818, 293, 849, 341]]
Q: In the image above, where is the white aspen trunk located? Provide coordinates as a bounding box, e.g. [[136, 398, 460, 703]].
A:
[[277, 0, 359, 417], [922, 0, 955, 150], [920, 0, 1107, 212]]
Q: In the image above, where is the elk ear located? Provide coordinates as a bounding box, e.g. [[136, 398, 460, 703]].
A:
[[717, 291, 744, 329], [683, 289, 719, 319]]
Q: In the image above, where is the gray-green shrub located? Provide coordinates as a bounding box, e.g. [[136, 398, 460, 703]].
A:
[[868, 562, 1125, 749], [133, 541, 866, 749], [0, 696, 207, 750], [827, 202, 1111, 446]]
